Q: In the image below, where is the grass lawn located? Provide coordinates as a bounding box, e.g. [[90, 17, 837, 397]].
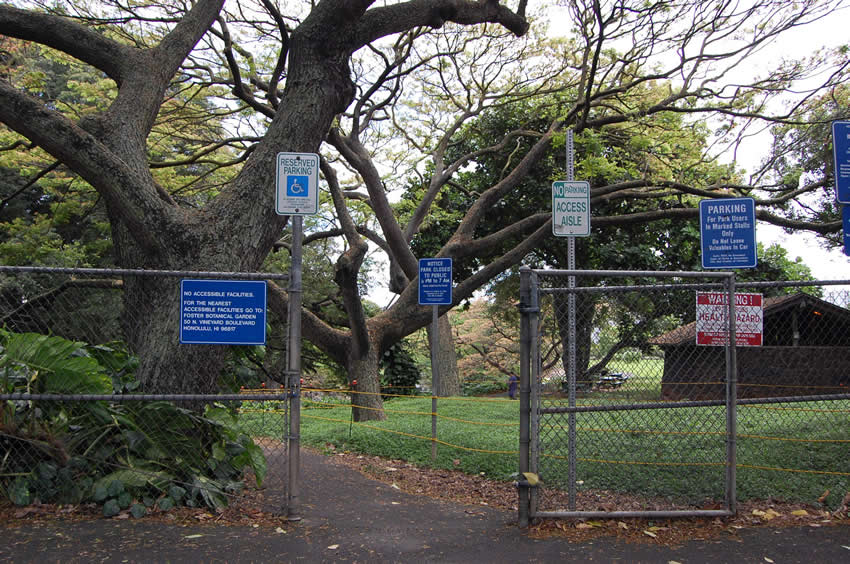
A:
[[256, 392, 849, 509]]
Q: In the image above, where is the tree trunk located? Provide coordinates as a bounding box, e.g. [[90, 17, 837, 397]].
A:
[[555, 291, 596, 391], [120, 273, 229, 396], [349, 345, 386, 422], [427, 313, 459, 396]]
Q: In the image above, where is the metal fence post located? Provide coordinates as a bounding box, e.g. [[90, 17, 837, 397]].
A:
[[518, 266, 532, 527], [287, 216, 303, 521]]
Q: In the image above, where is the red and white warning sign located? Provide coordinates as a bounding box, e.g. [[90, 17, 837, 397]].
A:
[[696, 292, 763, 346]]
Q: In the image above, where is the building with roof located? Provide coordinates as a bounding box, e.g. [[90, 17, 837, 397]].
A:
[[650, 292, 850, 400]]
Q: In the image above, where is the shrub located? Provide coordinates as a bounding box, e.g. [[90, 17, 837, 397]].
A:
[[0, 330, 266, 515]]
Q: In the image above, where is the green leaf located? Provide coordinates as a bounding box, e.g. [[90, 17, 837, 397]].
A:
[[93, 468, 154, 493], [106, 479, 124, 497], [130, 503, 146, 518], [242, 440, 267, 486], [212, 443, 227, 462], [117, 491, 133, 509], [8, 478, 31, 506], [0, 332, 110, 393], [169, 485, 186, 501], [157, 497, 175, 511], [103, 499, 121, 517], [194, 476, 227, 510], [93, 483, 109, 502]]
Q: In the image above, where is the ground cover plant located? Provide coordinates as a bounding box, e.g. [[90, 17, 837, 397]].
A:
[[0, 331, 267, 516]]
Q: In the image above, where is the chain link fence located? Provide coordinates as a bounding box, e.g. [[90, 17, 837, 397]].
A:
[[0, 266, 295, 517], [518, 269, 850, 523]]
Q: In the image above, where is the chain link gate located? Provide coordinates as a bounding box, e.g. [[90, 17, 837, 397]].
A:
[[0, 266, 300, 517], [518, 268, 740, 524]]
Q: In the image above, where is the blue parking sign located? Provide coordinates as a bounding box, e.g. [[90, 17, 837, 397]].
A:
[[699, 198, 757, 269]]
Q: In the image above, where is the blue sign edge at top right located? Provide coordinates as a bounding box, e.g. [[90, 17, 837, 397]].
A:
[[833, 121, 850, 204]]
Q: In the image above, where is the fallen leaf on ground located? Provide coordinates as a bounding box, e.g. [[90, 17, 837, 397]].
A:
[[791, 510, 809, 516], [643, 530, 657, 538], [327, 545, 339, 550], [752, 509, 780, 521]]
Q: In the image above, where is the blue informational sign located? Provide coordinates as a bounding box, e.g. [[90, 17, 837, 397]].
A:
[[832, 121, 850, 204], [418, 258, 453, 305], [180, 280, 267, 345], [699, 197, 757, 269], [844, 206, 850, 257]]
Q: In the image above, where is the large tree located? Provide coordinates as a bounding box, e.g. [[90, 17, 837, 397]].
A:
[[0, 0, 530, 405], [0, 1, 847, 420]]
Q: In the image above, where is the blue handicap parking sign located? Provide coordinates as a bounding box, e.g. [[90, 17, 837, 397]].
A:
[[287, 175, 309, 198]]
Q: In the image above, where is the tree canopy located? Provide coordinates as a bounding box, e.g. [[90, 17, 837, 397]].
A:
[[0, 0, 847, 419]]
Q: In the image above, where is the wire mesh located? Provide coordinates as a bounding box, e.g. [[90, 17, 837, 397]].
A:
[[527, 272, 850, 516], [0, 266, 293, 515]]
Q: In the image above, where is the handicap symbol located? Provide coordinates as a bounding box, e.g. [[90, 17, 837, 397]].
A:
[[287, 175, 309, 198]]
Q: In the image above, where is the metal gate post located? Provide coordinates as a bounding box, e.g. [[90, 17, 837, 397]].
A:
[[518, 266, 534, 527]]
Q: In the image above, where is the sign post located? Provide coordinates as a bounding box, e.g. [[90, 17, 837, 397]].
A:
[[832, 121, 850, 204], [274, 151, 320, 519], [699, 197, 757, 269], [418, 258, 452, 462], [555, 130, 591, 511]]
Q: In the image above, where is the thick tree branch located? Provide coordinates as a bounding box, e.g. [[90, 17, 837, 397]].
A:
[[0, 5, 131, 82], [355, 0, 529, 48], [0, 80, 163, 253], [329, 128, 419, 279], [323, 157, 371, 357], [266, 280, 349, 366]]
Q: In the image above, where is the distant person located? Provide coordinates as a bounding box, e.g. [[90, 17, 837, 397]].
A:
[[508, 374, 518, 399]]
